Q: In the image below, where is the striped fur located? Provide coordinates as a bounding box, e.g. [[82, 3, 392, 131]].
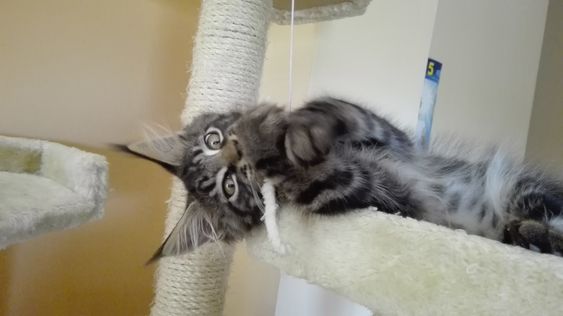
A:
[[128, 97, 563, 259]]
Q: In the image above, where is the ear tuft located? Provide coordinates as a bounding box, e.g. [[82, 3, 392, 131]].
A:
[[145, 200, 216, 265], [112, 133, 186, 174]]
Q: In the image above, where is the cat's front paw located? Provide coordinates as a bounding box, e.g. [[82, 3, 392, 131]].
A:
[[285, 113, 334, 167]]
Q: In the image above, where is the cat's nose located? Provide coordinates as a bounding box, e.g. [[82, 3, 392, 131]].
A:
[[221, 139, 241, 165]]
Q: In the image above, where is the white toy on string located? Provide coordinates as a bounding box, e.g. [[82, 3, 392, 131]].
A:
[[261, 179, 287, 254]]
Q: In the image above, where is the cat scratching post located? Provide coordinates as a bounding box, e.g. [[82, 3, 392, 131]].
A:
[[151, 1, 371, 315], [150, 1, 271, 315]]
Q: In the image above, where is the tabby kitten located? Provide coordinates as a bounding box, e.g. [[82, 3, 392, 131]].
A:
[[122, 97, 563, 261]]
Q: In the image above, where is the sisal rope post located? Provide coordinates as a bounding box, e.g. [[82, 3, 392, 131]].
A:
[[151, 0, 272, 315]]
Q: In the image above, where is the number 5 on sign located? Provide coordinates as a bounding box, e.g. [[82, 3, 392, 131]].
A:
[[427, 62, 435, 76], [424, 58, 442, 83]]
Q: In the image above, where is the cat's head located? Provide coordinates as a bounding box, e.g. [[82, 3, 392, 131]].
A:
[[123, 110, 281, 263]]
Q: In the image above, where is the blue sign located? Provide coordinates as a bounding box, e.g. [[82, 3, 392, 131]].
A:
[[415, 58, 443, 150], [425, 58, 442, 83]]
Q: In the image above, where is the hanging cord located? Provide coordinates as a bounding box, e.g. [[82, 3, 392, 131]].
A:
[[287, 0, 296, 111], [258, 0, 296, 255]]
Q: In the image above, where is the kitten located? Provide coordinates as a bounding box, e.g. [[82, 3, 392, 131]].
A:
[[120, 97, 563, 262]]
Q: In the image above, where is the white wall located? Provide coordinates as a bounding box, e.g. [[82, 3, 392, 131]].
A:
[[308, 0, 440, 128], [526, 0, 563, 166], [275, 1, 441, 315], [429, 0, 549, 156]]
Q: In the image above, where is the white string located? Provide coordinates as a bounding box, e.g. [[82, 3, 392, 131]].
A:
[[287, 0, 296, 111]]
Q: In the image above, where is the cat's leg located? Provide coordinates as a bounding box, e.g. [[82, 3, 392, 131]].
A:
[[285, 97, 413, 167], [547, 217, 563, 254], [508, 178, 563, 223]]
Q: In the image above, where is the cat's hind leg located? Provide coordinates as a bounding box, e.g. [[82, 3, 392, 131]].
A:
[[508, 176, 563, 221], [547, 216, 563, 255], [503, 219, 563, 255], [503, 175, 563, 255]]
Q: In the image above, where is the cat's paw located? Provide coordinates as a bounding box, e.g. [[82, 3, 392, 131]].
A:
[[548, 229, 563, 255], [285, 112, 334, 167], [504, 219, 563, 255]]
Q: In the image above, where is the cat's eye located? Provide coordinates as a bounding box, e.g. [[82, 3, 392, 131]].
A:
[[222, 173, 237, 199], [204, 129, 223, 150]]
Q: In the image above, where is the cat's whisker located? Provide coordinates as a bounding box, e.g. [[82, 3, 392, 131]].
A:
[[198, 207, 229, 257], [153, 123, 175, 136], [247, 169, 265, 214], [251, 183, 265, 213], [142, 123, 172, 143], [203, 211, 222, 242]]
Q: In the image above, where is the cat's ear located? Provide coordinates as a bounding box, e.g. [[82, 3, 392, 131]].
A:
[[114, 134, 185, 174], [146, 199, 216, 264]]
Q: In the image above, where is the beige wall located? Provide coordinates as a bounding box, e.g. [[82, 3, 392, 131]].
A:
[[0, 1, 199, 315], [0, 1, 304, 315], [429, 0, 549, 156], [0, 0, 193, 145], [526, 0, 563, 166]]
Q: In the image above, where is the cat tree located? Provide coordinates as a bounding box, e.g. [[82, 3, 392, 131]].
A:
[[0, 135, 107, 249], [151, 0, 563, 315]]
